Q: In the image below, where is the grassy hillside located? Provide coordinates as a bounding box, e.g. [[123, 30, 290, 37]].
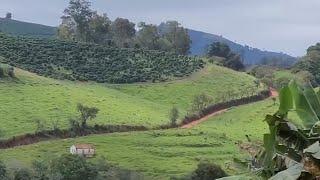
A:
[[0, 18, 56, 38], [110, 65, 263, 110], [0, 33, 203, 83], [0, 63, 261, 138], [0, 99, 279, 179], [0, 68, 170, 138]]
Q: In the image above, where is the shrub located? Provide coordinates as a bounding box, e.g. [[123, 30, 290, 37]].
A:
[[13, 168, 32, 180], [191, 161, 227, 180], [191, 93, 213, 114], [0, 161, 7, 179], [169, 107, 179, 126]]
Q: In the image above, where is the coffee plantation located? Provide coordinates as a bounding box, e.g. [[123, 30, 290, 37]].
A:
[[0, 33, 204, 83]]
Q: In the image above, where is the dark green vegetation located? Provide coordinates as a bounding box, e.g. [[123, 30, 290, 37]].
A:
[[58, 0, 191, 55], [260, 81, 320, 179], [294, 43, 320, 84], [0, 33, 203, 83], [206, 42, 245, 71], [0, 18, 56, 38], [0, 154, 144, 180]]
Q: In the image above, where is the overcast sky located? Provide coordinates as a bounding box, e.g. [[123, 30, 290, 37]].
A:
[[0, 0, 319, 57]]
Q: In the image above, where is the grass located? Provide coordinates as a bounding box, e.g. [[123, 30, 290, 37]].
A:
[[109, 65, 262, 110], [0, 68, 169, 138], [0, 64, 260, 138], [0, 99, 284, 179]]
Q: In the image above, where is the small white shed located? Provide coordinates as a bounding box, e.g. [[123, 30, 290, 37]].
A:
[[70, 144, 95, 157]]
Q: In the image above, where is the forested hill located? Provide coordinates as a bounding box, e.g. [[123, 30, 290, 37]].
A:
[[0, 18, 297, 66], [0, 33, 203, 83], [0, 18, 56, 38], [188, 29, 297, 65]]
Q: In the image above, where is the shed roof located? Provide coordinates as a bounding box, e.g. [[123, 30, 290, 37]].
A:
[[74, 144, 95, 149]]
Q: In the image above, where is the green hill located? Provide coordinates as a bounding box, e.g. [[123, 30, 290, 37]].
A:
[[0, 18, 56, 38], [0, 33, 203, 83], [0, 61, 261, 138]]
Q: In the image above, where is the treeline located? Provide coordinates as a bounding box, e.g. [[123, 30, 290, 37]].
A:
[[206, 42, 245, 71], [293, 43, 320, 84], [58, 0, 191, 55], [0, 33, 203, 83], [0, 154, 143, 180]]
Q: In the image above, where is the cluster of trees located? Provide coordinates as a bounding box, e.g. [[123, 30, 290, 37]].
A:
[[293, 43, 320, 84], [206, 42, 245, 71], [58, 0, 191, 55], [0, 155, 143, 180], [0, 33, 203, 83]]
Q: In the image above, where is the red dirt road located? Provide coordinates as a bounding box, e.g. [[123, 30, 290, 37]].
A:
[[181, 88, 278, 129]]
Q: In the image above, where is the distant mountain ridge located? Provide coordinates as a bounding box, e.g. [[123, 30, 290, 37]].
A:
[[0, 18, 56, 38], [188, 29, 297, 65], [0, 18, 296, 65]]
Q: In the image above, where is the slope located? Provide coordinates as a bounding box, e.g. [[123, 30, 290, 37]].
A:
[[0, 62, 262, 138], [0, 18, 56, 38], [0, 99, 279, 179], [188, 29, 297, 65]]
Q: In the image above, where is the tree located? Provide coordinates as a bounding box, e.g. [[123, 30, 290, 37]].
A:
[[169, 107, 179, 126], [207, 42, 245, 71], [50, 154, 98, 180], [191, 93, 213, 114], [159, 21, 191, 55], [5, 12, 12, 19], [136, 22, 160, 50], [77, 103, 99, 127], [62, 0, 93, 41], [111, 18, 136, 47], [88, 12, 112, 44], [207, 42, 231, 58]]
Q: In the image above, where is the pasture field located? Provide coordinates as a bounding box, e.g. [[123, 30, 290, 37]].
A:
[[0, 68, 169, 138], [0, 99, 282, 179], [109, 64, 263, 110], [0, 64, 261, 138]]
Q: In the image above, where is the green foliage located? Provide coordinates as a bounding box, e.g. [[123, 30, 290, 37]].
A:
[[206, 42, 244, 71], [293, 43, 320, 84], [261, 81, 320, 179], [169, 107, 179, 126], [0, 161, 7, 180], [13, 168, 32, 180], [0, 33, 203, 83], [190, 161, 228, 180], [0, 63, 14, 78], [191, 93, 213, 114], [50, 154, 98, 180], [77, 103, 99, 127]]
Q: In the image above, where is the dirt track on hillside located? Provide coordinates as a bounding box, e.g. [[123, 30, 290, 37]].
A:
[[181, 88, 278, 129]]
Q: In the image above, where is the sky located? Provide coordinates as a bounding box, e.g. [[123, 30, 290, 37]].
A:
[[0, 0, 319, 57]]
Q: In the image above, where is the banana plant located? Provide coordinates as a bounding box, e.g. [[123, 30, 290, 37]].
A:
[[260, 80, 320, 179]]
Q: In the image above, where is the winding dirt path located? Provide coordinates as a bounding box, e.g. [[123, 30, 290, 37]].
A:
[[181, 88, 278, 129]]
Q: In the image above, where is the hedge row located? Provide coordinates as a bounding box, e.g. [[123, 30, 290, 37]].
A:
[[0, 33, 204, 83]]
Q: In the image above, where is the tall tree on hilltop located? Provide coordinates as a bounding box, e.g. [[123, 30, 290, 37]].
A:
[[159, 21, 191, 55], [136, 22, 160, 50], [61, 0, 93, 41], [111, 18, 136, 48], [88, 12, 112, 44]]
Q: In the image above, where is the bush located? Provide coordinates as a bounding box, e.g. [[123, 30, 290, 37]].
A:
[[191, 93, 213, 114], [13, 168, 32, 180], [191, 161, 227, 180], [169, 107, 179, 126]]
